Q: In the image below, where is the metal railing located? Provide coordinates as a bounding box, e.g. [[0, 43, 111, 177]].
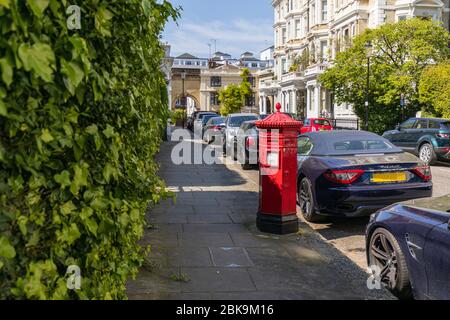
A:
[[330, 118, 361, 130]]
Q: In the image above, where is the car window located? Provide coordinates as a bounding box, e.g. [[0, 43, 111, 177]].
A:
[[333, 140, 393, 152], [441, 122, 450, 130], [198, 113, 216, 120], [202, 115, 217, 124], [414, 120, 428, 129], [305, 120, 310, 126], [212, 117, 225, 124], [400, 119, 416, 129], [429, 121, 441, 129], [314, 119, 331, 126], [298, 137, 313, 156], [229, 116, 258, 127]]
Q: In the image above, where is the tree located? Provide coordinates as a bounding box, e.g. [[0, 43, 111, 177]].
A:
[[219, 84, 243, 116], [320, 18, 450, 133], [239, 68, 253, 106], [419, 61, 450, 119]]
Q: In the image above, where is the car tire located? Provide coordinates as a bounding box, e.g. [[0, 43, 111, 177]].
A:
[[297, 178, 323, 223], [419, 143, 437, 165], [368, 228, 413, 300]]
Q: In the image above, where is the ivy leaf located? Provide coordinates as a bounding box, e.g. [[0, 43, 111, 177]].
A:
[[40, 129, 54, 143], [60, 201, 76, 215], [0, 236, 16, 259], [17, 216, 28, 236], [85, 218, 98, 236], [26, 0, 49, 17], [18, 43, 55, 82], [0, 100, 7, 116], [102, 163, 118, 183], [70, 163, 89, 195], [54, 170, 71, 189], [0, 0, 10, 8], [95, 7, 113, 37], [103, 124, 116, 138], [61, 59, 84, 95], [0, 58, 13, 87]]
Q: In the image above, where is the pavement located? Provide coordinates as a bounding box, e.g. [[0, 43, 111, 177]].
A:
[[126, 135, 393, 300]]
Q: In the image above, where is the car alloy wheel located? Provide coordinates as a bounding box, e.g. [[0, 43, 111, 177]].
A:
[[419, 144, 432, 164], [369, 228, 412, 300], [297, 178, 322, 222]]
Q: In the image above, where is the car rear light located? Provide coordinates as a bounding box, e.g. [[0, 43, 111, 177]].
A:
[[212, 125, 221, 130], [436, 133, 450, 139], [411, 166, 432, 181], [246, 137, 256, 149], [323, 169, 365, 184]]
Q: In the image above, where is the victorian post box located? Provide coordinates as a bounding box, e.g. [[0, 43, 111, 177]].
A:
[[255, 103, 302, 234]]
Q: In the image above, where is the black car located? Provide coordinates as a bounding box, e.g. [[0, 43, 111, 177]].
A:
[[187, 111, 217, 131], [235, 120, 259, 170], [383, 118, 450, 165], [366, 194, 450, 300], [297, 131, 433, 222]]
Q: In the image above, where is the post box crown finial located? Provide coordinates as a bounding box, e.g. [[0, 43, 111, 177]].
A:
[[275, 103, 281, 112]]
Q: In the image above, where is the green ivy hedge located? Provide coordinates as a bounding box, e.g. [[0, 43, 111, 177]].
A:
[[0, 0, 178, 299]]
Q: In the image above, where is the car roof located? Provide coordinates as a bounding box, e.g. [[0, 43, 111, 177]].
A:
[[301, 130, 403, 155], [410, 117, 449, 122], [227, 113, 259, 117]]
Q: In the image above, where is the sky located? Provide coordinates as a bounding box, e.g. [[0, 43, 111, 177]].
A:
[[162, 0, 274, 59]]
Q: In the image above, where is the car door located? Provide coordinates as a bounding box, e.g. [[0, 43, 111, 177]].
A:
[[407, 119, 429, 152], [424, 220, 450, 299], [297, 136, 313, 170], [394, 119, 417, 149]]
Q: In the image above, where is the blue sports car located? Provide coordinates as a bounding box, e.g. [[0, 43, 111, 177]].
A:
[[297, 131, 433, 222], [366, 195, 450, 300]]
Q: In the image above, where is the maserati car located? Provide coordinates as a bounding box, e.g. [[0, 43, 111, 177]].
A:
[[297, 131, 433, 222], [366, 194, 450, 300]]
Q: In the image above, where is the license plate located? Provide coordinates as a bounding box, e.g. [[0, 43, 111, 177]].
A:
[[372, 172, 407, 183]]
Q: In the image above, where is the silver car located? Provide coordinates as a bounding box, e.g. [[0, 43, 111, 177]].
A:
[[222, 113, 259, 156]]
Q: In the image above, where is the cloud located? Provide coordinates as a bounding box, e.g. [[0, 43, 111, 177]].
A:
[[163, 18, 273, 58]]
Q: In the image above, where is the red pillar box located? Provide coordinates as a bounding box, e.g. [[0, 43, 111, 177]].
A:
[[255, 103, 303, 235]]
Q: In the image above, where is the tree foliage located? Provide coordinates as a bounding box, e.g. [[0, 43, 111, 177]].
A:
[[218, 68, 254, 116], [419, 61, 450, 119], [320, 18, 450, 133], [0, 0, 178, 299], [219, 84, 243, 116]]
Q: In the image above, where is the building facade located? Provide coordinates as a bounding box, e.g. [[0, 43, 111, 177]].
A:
[[171, 53, 209, 114], [200, 62, 260, 113], [268, 0, 450, 120]]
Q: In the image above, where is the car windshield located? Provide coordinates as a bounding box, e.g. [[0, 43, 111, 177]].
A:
[[314, 119, 331, 126], [210, 117, 225, 125], [229, 116, 258, 127], [198, 113, 216, 120], [202, 115, 218, 124]]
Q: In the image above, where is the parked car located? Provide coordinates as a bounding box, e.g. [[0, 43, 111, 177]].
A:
[[235, 120, 259, 170], [192, 112, 218, 136], [297, 130, 433, 222], [186, 111, 199, 131], [203, 116, 225, 143], [382, 118, 450, 165], [222, 113, 259, 156], [300, 118, 333, 134], [366, 194, 450, 300]]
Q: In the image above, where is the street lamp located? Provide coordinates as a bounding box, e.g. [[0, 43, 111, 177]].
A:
[[181, 70, 187, 128], [365, 41, 373, 131]]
